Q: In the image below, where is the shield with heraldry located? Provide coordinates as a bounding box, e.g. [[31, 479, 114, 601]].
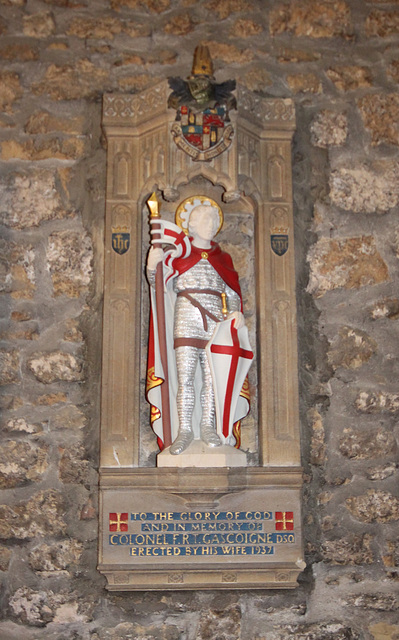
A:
[[206, 319, 253, 445]]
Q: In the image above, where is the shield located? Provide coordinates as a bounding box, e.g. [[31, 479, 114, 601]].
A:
[[206, 319, 253, 444], [271, 234, 289, 256], [112, 230, 130, 255], [171, 105, 234, 162], [181, 105, 226, 150]]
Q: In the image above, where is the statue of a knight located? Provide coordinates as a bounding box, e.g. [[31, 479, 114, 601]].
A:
[[146, 198, 253, 457]]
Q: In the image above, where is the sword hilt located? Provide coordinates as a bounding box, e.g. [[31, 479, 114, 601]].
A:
[[221, 293, 228, 319]]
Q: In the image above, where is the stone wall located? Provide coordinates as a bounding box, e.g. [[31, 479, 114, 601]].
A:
[[0, 0, 398, 638]]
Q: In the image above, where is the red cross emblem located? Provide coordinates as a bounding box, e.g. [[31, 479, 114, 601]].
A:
[[109, 512, 128, 532], [275, 512, 294, 531]]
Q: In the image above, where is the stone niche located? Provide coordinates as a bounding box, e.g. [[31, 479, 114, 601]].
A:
[[98, 81, 304, 590]]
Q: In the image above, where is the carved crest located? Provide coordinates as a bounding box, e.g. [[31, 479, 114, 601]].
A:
[[168, 45, 236, 162], [112, 226, 130, 255], [271, 227, 289, 256]]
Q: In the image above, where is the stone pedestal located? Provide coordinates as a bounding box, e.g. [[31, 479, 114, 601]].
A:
[[99, 467, 304, 590], [157, 442, 247, 468]]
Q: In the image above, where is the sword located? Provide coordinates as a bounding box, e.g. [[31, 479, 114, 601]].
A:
[[147, 193, 172, 448]]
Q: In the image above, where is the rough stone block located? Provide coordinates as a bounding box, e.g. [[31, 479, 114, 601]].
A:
[[0, 240, 35, 299], [28, 351, 84, 383], [309, 408, 326, 465], [22, 11, 56, 37], [58, 444, 90, 484], [204, 41, 254, 64], [50, 404, 86, 429], [307, 236, 388, 297], [118, 74, 161, 91], [4, 418, 43, 434], [230, 18, 262, 37], [111, 0, 170, 12], [382, 540, 399, 572], [0, 441, 48, 488], [322, 534, 374, 565], [269, 1, 353, 38], [0, 395, 23, 410], [0, 170, 71, 229], [326, 66, 372, 91], [63, 319, 84, 342], [0, 325, 39, 341], [358, 94, 399, 146], [36, 392, 67, 405], [1, 137, 87, 161], [287, 73, 322, 94], [24, 111, 85, 135], [197, 604, 241, 640], [8, 587, 90, 627], [370, 298, 399, 320], [0, 489, 66, 539], [310, 110, 348, 147], [329, 164, 399, 213], [355, 391, 399, 414], [80, 496, 96, 520], [258, 623, 360, 640], [387, 59, 399, 83], [348, 594, 399, 611], [365, 9, 399, 37], [370, 624, 399, 640], [164, 13, 194, 35], [346, 490, 399, 523], [205, 0, 250, 20], [339, 427, 396, 460], [29, 540, 84, 573], [91, 621, 182, 639], [0, 349, 20, 385], [328, 326, 377, 370], [67, 15, 124, 38], [47, 230, 93, 297], [277, 47, 321, 63], [238, 66, 272, 91], [0, 43, 39, 61], [0, 71, 22, 112], [33, 59, 109, 100], [0, 545, 12, 571], [367, 463, 397, 481]]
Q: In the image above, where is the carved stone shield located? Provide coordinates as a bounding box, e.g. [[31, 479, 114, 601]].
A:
[[112, 228, 130, 255], [271, 233, 289, 256]]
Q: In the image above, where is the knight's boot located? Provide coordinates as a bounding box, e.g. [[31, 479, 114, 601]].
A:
[[170, 427, 194, 455], [201, 423, 221, 447]]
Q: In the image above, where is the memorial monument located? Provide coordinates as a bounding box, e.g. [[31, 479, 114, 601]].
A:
[[98, 46, 305, 590]]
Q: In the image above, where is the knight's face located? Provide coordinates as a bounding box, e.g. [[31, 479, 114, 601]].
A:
[[189, 209, 218, 243]]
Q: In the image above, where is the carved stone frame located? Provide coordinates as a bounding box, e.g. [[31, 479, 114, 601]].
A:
[[98, 82, 304, 590]]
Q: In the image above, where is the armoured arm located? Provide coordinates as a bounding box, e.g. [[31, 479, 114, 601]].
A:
[[146, 247, 163, 288], [225, 285, 245, 329]]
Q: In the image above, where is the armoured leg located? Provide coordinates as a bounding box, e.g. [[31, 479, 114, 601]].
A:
[[199, 349, 221, 447], [170, 346, 197, 455]]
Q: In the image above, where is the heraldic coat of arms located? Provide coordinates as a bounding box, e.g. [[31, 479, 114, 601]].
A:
[[168, 45, 236, 162]]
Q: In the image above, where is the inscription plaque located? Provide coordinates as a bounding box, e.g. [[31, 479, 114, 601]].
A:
[[99, 468, 304, 590]]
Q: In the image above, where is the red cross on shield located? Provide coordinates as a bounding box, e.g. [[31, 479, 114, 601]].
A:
[[206, 319, 253, 444]]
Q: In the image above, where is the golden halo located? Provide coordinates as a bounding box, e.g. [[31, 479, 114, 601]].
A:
[[175, 196, 224, 236]]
